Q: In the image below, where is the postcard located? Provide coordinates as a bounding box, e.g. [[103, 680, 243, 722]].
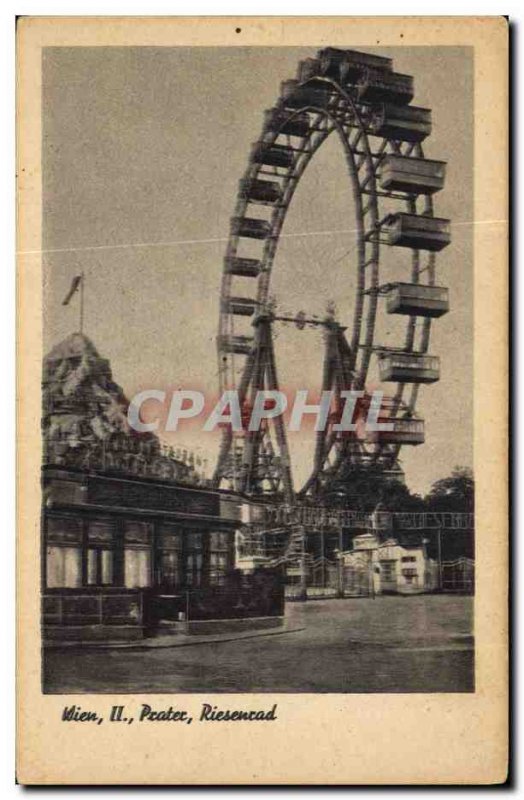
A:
[[17, 16, 508, 784]]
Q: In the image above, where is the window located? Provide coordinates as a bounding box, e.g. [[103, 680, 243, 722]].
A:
[[186, 533, 203, 588], [402, 567, 418, 585], [46, 546, 82, 588], [124, 521, 152, 588], [209, 532, 230, 586], [45, 514, 156, 590], [159, 551, 181, 587], [47, 516, 83, 544], [87, 519, 115, 586], [159, 525, 183, 552], [45, 516, 83, 588], [401, 556, 416, 563], [87, 520, 113, 544], [124, 549, 151, 588], [158, 524, 183, 588], [124, 521, 151, 546], [381, 561, 397, 582], [187, 532, 203, 550], [87, 548, 114, 585]]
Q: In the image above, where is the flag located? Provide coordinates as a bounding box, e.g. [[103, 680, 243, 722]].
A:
[[62, 275, 82, 306]]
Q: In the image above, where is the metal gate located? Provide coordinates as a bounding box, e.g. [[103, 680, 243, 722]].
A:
[[441, 557, 475, 594], [284, 554, 373, 599]]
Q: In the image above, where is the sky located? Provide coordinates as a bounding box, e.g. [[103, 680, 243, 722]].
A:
[[42, 45, 473, 496]]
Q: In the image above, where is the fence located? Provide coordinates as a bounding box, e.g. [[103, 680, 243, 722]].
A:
[[43, 588, 144, 627], [283, 555, 475, 599], [145, 568, 285, 624], [283, 556, 368, 600]]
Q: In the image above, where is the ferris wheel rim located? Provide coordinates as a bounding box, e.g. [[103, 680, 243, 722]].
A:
[[215, 54, 445, 495]]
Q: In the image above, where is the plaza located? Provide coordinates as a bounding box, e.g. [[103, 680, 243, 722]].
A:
[[44, 594, 473, 694]]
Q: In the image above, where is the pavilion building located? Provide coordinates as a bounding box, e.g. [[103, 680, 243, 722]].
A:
[[42, 333, 283, 643]]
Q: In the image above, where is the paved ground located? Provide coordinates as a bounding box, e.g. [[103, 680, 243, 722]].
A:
[[43, 594, 473, 694]]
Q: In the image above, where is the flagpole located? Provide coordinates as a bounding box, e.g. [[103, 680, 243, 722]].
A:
[[79, 271, 85, 334]]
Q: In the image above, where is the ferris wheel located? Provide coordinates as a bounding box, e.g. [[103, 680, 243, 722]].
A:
[[213, 48, 451, 502]]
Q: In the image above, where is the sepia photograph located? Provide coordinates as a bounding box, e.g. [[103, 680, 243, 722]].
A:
[[40, 42, 474, 694]]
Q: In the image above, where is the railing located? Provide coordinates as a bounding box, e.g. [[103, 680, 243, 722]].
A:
[[43, 588, 144, 627], [248, 505, 474, 531]]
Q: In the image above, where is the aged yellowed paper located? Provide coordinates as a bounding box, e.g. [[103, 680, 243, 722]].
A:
[[17, 16, 508, 784]]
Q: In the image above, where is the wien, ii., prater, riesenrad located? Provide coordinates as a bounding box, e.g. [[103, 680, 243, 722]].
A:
[[213, 47, 451, 514]]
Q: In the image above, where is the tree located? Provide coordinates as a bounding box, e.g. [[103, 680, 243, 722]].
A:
[[324, 472, 425, 512], [424, 467, 475, 560], [425, 466, 474, 513]]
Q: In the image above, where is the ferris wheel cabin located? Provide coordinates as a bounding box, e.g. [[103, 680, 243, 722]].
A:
[[218, 334, 254, 355], [385, 283, 450, 318], [375, 418, 425, 446], [296, 58, 324, 82], [224, 297, 259, 317], [264, 109, 311, 137], [239, 178, 282, 204], [379, 155, 446, 195], [317, 47, 393, 81], [369, 104, 432, 142], [382, 213, 451, 251], [224, 257, 262, 278], [357, 68, 414, 105], [280, 80, 333, 110], [231, 216, 272, 240], [378, 353, 440, 384], [251, 142, 296, 169]]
